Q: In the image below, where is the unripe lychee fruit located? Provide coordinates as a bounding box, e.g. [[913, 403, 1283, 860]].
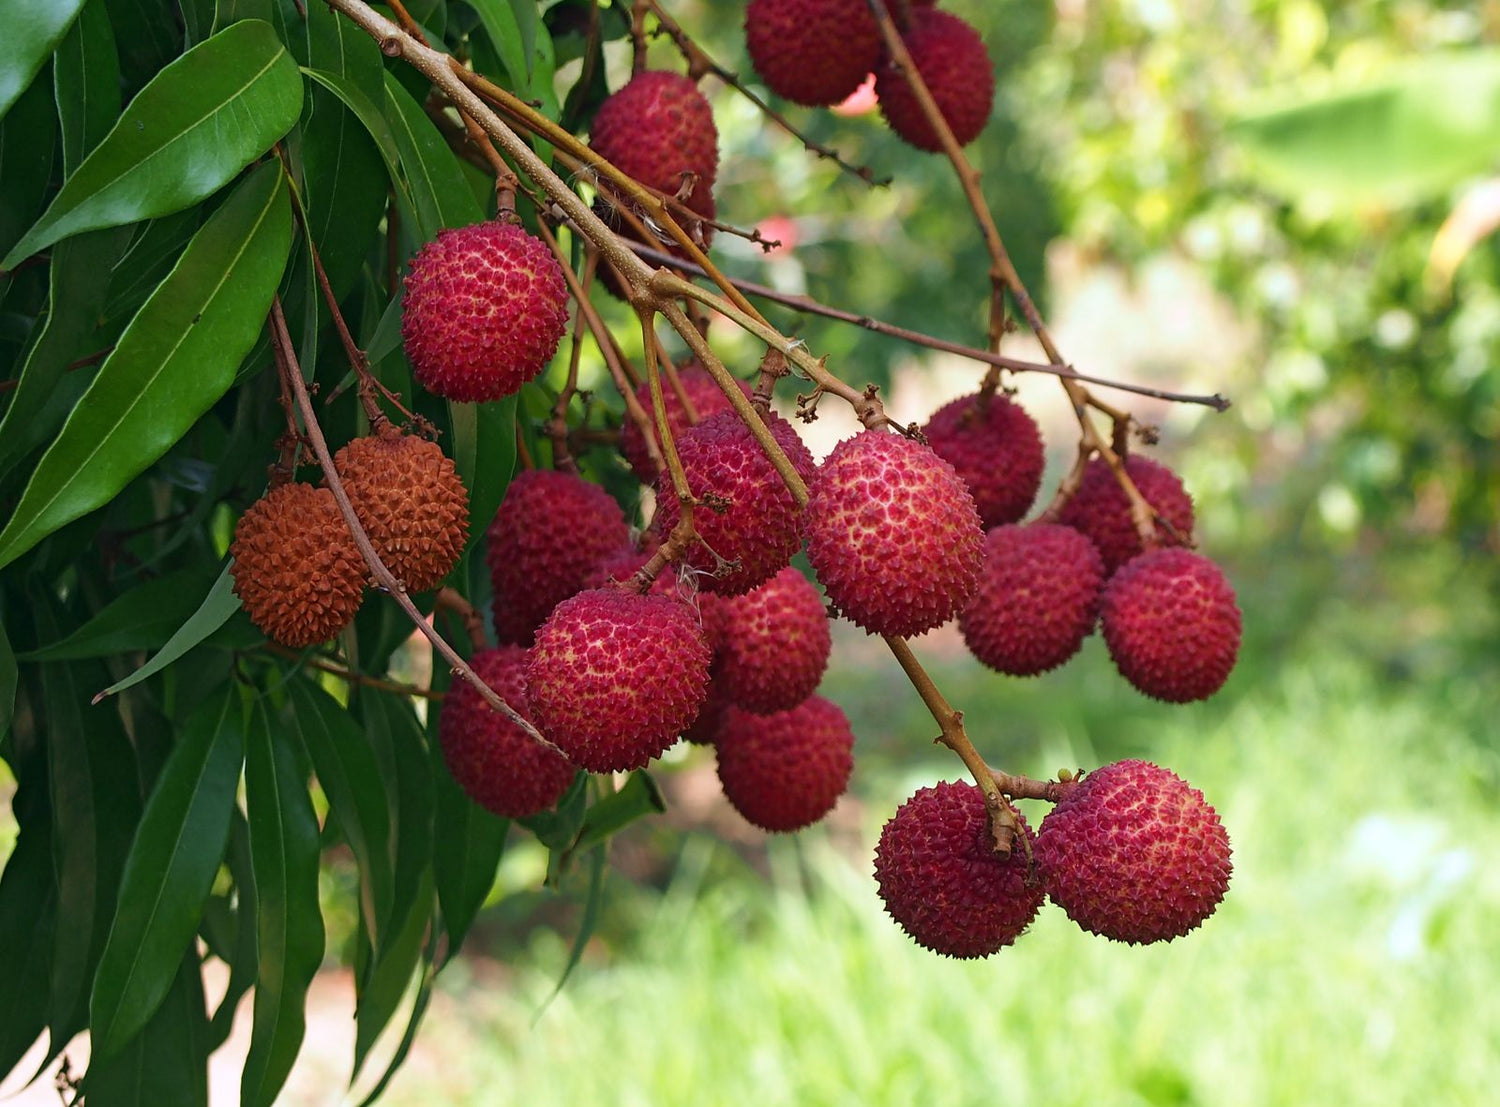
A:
[[875, 10, 995, 152], [714, 696, 854, 832], [1100, 547, 1241, 703], [874, 781, 1045, 958], [230, 483, 365, 648], [1036, 759, 1231, 945], [653, 409, 818, 596], [805, 431, 984, 637], [526, 588, 711, 772], [486, 470, 631, 645], [401, 221, 569, 403], [438, 647, 577, 819], [332, 422, 469, 593], [745, 0, 881, 107], [960, 524, 1105, 677], [717, 567, 831, 714], [1057, 455, 1194, 575], [620, 365, 752, 482], [923, 392, 1045, 528], [589, 71, 719, 200]]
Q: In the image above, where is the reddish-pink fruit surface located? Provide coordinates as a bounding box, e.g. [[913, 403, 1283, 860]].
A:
[[717, 567, 831, 714], [620, 365, 751, 482], [683, 672, 733, 745], [653, 409, 818, 596], [805, 431, 984, 637], [960, 524, 1105, 677], [526, 588, 711, 772], [1056, 455, 1194, 575], [584, 548, 729, 653], [745, 0, 882, 107], [1101, 547, 1241, 703], [590, 71, 719, 198], [439, 647, 577, 818], [486, 470, 630, 645], [401, 222, 569, 403], [714, 696, 854, 832], [875, 10, 995, 152], [874, 781, 1045, 958], [1036, 759, 1231, 944], [923, 392, 1045, 528]]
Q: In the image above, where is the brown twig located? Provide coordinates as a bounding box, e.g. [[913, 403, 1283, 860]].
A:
[[262, 644, 444, 700]]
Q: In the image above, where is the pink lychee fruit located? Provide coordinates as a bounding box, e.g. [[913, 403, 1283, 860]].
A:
[[923, 392, 1045, 528], [682, 672, 734, 745], [584, 547, 729, 653], [874, 9, 995, 152], [745, 0, 882, 108], [589, 71, 719, 199], [620, 364, 752, 482], [714, 695, 854, 832], [1056, 455, 1194, 575], [717, 567, 831, 714]]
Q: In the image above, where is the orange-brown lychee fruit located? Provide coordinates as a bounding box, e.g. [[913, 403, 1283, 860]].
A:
[[923, 392, 1045, 528], [717, 567, 831, 714], [620, 364, 752, 482], [1036, 759, 1231, 944], [589, 71, 719, 200], [230, 483, 365, 648], [874, 9, 995, 152], [714, 696, 854, 832], [745, 0, 882, 107], [1056, 455, 1194, 575]]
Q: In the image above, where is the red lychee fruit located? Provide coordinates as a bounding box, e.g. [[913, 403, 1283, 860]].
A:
[[717, 567, 831, 714], [1100, 547, 1241, 703], [923, 392, 1045, 528], [714, 696, 854, 832], [401, 221, 569, 403], [438, 646, 577, 819], [1056, 455, 1194, 575], [874, 781, 1045, 958], [805, 431, 984, 637], [1036, 759, 1231, 945], [526, 588, 711, 772], [682, 672, 733, 745], [745, 0, 881, 108], [230, 482, 365, 648], [584, 547, 728, 653], [874, 10, 995, 152], [589, 71, 719, 201], [652, 409, 818, 596], [486, 469, 631, 645], [620, 364, 752, 482]]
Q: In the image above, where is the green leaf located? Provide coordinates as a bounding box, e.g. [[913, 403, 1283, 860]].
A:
[[0, 72, 57, 271], [0, 19, 301, 268], [451, 395, 517, 557], [0, 773, 55, 1077], [89, 686, 244, 1060], [355, 928, 438, 1106], [0, 161, 294, 570], [207, 810, 257, 1050], [83, 950, 210, 1107], [356, 691, 434, 956], [97, 564, 239, 700], [22, 569, 218, 661], [383, 69, 484, 243], [0, 620, 15, 738], [467, 0, 531, 89], [519, 772, 588, 853], [571, 770, 665, 856], [352, 869, 434, 1084], [301, 67, 412, 224], [52, 0, 119, 176], [0, 0, 85, 122], [104, 0, 185, 99], [430, 719, 507, 959], [540, 845, 604, 1010]]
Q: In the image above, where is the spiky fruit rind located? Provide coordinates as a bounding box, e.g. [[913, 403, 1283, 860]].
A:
[[1036, 759, 1231, 945], [439, 647, 577, 818], [589, 71, 719, 197], [875, 10, 996, 152], [874, 781, 1045, 958], [1057, 455, 1195, 575], [683, 671, 733, 745], [526, 588, 711, 772], [401, 222, 569, 403], [584, 548, 728, 653], [923, 392, 1045, 528], [620, 365, 751, 482], [805, 432, 984, 637], [745, 0, 881, 107], [960, 524, 1105, 677], [717, 567, 832, 714], [714, 696, 854, 832], [1100, 548, 1241, 703], [334, 425, 469, 593], [230, 483, 365, 648]]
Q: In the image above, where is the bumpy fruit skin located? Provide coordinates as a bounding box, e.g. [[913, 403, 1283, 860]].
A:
[[1037, 759, 1231, 944], [875, 10, 995, 152], [653, 409, 818, 596], [620, 365, 751, 482], [1100, 548, 1241, 703], [589, 71, 719, 199], [682, 673, 733, 744], [923, 392, 1045, 528], [401, 222, 569, 403], [960, 524, 1105, 677], [526, 588, 711, 772], [874, 781, 1045, 958], [717, 567, 831, 714], [806, 431, 984, 637], [230, 483, 365, 648], [439, 647, 577, 818], [714, 696, 854, 832], [1057, 455, 1194, 575], [744, 0, 882, 107], [584, 548, 728, 653], [486, 470, 631, 645], [333, 424, 469, 593]]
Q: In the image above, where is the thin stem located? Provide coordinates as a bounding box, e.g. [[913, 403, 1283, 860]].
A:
[[262, 644, 445, 700]]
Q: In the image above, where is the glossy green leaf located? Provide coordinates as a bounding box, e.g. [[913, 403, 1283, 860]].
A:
[[101, 208, 200, 323], [519, 772, 588, 853], [0, 0, 85, 122], [383, 70, 484, 243], [352, 869, 434, 1084], [451, 394, 518, 558], [1, 19, 301, 268], [23, 570, 217, 661], [355, 928, 438, 1106], [430, 714, 508, 959], [207, 810, 257, 1050], [0, 776, 55, 1077], [571, 769, 665, 856], [52, 0, 120, 176], [104, 0, 184, 99], [0, 162, 293, 570], [468, 0, 530, 89], [83, 950, 209, 1107], [97, 564, 239, 700], [300, 67, 415, 230], [0, 74, 57, 270], [0, 620, 15, 738], [540, 845, 605, 1010]]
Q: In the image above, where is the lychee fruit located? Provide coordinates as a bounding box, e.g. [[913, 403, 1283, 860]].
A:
[[923, 392, 1045, 528], [438, 646, 578, 818], [1100, 547, 1241, 703], [332, 422, 470, 593], [526, 587, 711, 772], [401, 221, 569, 403], [874, 781, 1046, 958], [805, 431, 984, 638], [584, 547, 728, 653], [714, 696, 854, 832], [717, 567, 832, 714], [589, 71, 719, 202], [620, 364, 752, 482], [1056, 455, 1194, 575], [875, 9, 995, 152], [959, 524, 1105, 677], [486, 469, 631, 645], [652, 409, 818, 596], [1036, 759, 1231, 945], [682, 672, 734, 745], [230, 482, 366, 648], [744, 0, 882, 108]]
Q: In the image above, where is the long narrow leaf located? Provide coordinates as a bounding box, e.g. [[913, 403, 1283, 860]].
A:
[[51, 0, 120, 175], [95, 564, 239, 700], [0, 0, 86, 121], [82, 951, 210, 1107]]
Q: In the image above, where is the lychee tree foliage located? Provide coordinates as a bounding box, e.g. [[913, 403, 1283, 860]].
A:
[[0, 1, 1240, 1102]]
